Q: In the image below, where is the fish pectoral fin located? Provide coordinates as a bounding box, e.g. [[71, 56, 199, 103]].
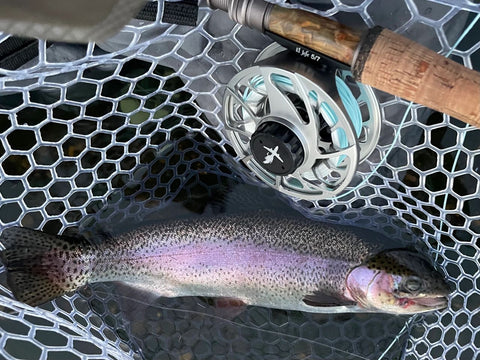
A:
[[303, 292, 356, 307]]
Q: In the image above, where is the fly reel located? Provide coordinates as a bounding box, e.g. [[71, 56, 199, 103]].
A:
[[222, 43, 382, 200]]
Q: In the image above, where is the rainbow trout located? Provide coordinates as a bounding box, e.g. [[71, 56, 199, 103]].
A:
[[0, 209, 449, 314], [0, 211, 449, 314]]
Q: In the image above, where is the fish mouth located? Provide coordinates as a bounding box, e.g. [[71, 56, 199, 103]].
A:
[[414, 296, 448, 308], [399, 295, 448, 311]]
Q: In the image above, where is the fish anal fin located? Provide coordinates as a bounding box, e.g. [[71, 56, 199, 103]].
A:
[[303, 292, 356, 307]]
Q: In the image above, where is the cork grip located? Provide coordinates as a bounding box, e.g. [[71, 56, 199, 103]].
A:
[[354, 28, 480, 126], [266, 6, 362, 65]]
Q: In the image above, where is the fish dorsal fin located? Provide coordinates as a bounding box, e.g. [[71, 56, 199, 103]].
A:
[[202, 181, 301, 217], [143, 180, 301, 222], [303, 291, 356, 307], [86, 179, 302, 236]]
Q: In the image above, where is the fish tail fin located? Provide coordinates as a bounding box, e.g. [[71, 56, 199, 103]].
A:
[[0, 227, 91, 307]]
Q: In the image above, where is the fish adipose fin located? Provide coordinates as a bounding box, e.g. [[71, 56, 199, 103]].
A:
[[303, 291, 356, 307], [0, 227, 90, 307]]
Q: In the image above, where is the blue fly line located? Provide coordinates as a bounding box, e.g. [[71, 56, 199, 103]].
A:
[[335, 73, 363, 139]]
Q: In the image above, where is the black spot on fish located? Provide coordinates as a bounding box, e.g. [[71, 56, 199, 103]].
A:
[[366, 251, 415, 276]]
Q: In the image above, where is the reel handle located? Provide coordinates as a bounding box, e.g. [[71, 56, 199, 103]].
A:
[[266, 6, 480, 128]]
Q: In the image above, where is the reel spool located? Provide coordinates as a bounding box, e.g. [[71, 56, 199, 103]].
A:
[[223, 43, 382, 200]]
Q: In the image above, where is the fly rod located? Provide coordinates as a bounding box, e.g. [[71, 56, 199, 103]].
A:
[[207, 0, 480, 128]]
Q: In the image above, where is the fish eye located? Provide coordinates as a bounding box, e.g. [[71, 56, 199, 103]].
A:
[[405, 276, 422, 292]]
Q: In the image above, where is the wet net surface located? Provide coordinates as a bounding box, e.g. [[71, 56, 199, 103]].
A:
[[0, 0, 479, 359]]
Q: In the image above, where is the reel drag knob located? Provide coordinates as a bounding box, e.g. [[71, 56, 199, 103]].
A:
[[250, 121, 305, 176]]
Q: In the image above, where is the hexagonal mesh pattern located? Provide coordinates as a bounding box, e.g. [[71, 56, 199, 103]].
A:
[[0, 0, 479, 359]]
